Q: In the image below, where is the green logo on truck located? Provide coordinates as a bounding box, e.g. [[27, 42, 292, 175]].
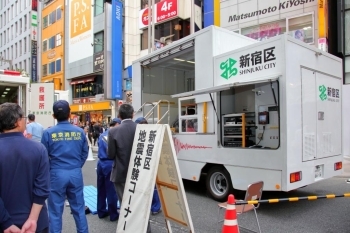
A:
[[319, 85, 327, 101], [220, 58, 238, 80]]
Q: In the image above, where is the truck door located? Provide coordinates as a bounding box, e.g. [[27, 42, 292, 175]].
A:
[[301, 68, 341, 161]]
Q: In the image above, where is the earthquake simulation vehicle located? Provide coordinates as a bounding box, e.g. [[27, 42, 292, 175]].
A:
[[132, 26, 346, 201]]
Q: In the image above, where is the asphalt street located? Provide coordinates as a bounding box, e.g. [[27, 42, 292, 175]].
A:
[[60, 151, 350, 233]]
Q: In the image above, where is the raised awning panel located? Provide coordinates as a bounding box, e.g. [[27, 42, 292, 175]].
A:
[[171, 74, 280, 98], [70, 77, 95, 85]]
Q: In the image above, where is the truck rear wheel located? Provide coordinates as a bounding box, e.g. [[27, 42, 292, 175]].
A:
[[206, 166, 233, 202]]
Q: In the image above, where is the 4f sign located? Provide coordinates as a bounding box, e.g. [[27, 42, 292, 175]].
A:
[[70, 0, 91, 38], [160, 1, 173, 11]]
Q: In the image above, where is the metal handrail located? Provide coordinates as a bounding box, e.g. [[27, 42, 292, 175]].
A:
[[137, 100, 171, 125]]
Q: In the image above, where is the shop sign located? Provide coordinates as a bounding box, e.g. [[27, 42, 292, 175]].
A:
[[32, 0, 38, 11], [93, 51, 104, 72], [73, 97, 96, 104], [139, 0, 179, 29], [214, 40, 282, 86], [30, 83, 55, 129], [221, 0, 316, 27], [68, 0, 94, 63], [70, 101, 111, 112], [111, 0, 123, 99], [47, 50, 56, 59]]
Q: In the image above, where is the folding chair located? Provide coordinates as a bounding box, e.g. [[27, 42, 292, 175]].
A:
[[217, 181, 264, 233]]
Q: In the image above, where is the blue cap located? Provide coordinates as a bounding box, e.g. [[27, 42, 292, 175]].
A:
[[53, 100, 70, 115], [112, 118, 121, 124], [135, 117, 146, 124]]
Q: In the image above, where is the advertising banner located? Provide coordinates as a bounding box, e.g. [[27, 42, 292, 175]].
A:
[[68, 0, 94, 63], [30, 83, 55, 129], [111, 0, 123, 99], [139, 0, 179, 29], [31, 40, 37, 82], [93, 51, 104, 72]]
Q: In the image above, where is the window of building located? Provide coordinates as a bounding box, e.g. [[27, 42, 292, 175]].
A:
[[49, 61, 55, 74], [10, 46, 13, 59], [49, 36, 55, 49], [19, 40, 22, 55], [49, 11, 56, 25], [141, 19, 190, 50], [24, 15, 27, 30], [43, 15, 48, 28], [15, 22, 17, 36], [0, 15, 2, 29], [287, 13, 314, 44], [24, 37, 26, 53], [56, 34, 62, 47], [241, 20, 286, 41], [94, 0, 105, 16], [141, 0, 161, 9], [42, 64, 47, 76], [43, 39, 47, 52], [56, 59, 61, 72], [24, 59, 26, 71], [19, 19, 22, 34], [94, 31, 104, 53], [56, 7, 62, 20], [73, 76, 104, 98], [19, 62, 21, 69], [15, 43, 17, 58]]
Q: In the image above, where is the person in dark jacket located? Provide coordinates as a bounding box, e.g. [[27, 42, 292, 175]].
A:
[[41, 100, 89, 233], [96, 118, 121, 221], [108, 104, 151, 233], [0, 103, 50, 233], [93, 122, 102, 146]]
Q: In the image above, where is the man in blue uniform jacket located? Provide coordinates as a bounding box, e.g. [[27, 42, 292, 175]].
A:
[[41, 100, 89, 233], [97, 118, 121, 221]]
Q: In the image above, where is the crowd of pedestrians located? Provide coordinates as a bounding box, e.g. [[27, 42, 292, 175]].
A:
[[0, 101, 161, 233]]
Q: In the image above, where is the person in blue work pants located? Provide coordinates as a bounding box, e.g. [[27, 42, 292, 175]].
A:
[[97, 118, 120, 221], [41, 100, 89, 233], [135, 117, 162, 215]]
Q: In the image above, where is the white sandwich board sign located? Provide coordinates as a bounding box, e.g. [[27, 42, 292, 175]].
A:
[[117, 124, 194, 233]]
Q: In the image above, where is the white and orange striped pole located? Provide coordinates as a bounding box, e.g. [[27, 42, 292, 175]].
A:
[[222, 194, 239, 233]]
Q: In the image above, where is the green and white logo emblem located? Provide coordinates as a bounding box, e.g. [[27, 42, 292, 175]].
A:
[[319, 85, 327, 101], [220, 58, 238, 80]]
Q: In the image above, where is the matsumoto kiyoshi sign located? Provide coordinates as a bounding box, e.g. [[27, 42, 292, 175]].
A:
[[319, 85, 340, 102], [219, 46, 277, 80], [227, 0, 315, 22]]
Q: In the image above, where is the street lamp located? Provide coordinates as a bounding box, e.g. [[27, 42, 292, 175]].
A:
[[0, 57, 13, 70]]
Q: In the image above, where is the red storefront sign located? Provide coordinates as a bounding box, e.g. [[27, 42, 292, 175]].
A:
[[156, 0, 178, 23], [139, 0, 178, 29]]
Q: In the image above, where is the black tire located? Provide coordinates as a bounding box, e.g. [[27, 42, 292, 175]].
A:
[[206, 166, 234, 202]]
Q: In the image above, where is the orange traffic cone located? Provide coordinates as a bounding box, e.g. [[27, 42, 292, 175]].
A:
[[222, 194, 239, 233]]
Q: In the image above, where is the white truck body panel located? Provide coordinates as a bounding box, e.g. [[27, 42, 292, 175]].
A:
[[132, 26, 345, 194]]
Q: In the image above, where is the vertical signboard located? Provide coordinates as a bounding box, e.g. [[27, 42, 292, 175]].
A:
[[93, 51, 104, 72], [111, 0, 123, 99], [31, 0, 38, 82], [318, 0, 328, 52], [30, 83, 55, 129], [69, 0, 94, 63], [117, 124, 194, 233]]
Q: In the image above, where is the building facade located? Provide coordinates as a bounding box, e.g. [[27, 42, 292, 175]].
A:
[[64, 0, 116, 124], [0, 0, 38, 77], [41, 0, 64, 90]]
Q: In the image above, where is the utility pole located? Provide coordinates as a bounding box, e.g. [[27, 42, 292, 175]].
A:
[[147, 0, 151, 53], [0, 57, 13, 70]]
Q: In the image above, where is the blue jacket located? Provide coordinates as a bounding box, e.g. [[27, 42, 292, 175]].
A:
[[0, 197, 12, 231], [41, 121, 88, 170], [97, 130, 114, 176], [0, 132, 50, 232]]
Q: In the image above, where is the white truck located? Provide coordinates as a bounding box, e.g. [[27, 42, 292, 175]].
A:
[[0, 70, 70, 129], [132, 26, 346, 201]]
